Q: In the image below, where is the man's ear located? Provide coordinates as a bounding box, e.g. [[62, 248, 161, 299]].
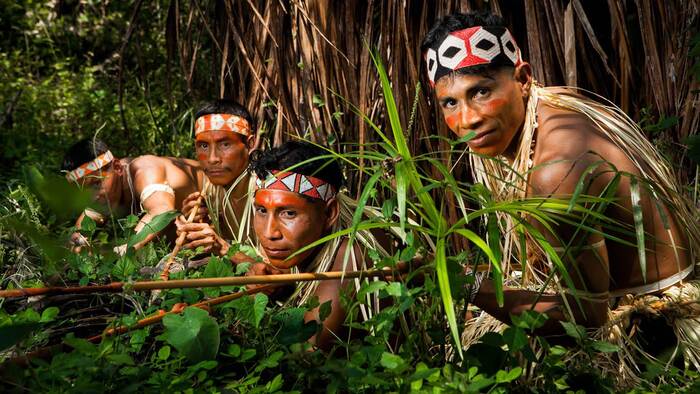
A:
[[323, 198, 340, 231], [246, 134, 256, 151], [513, 62, 532, 97], [111, 158, 124, 176]]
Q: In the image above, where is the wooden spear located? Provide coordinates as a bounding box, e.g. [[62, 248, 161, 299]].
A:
[[0, 265, 410, 299], [159, 194, 203, 281], [86, 284, 275, 342]]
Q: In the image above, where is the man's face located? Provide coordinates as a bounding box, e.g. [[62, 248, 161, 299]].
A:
[[434, 67, 529, 158], [80, 165, 121, 210], [253, 189, 333, 269], [195, 130, 250, 186]]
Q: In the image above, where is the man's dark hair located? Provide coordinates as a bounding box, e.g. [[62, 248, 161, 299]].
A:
[[249, 141, 343, 194], [194, 99, 256, 134], [421, 12, 512, 78], [62, 138, 110, 171]]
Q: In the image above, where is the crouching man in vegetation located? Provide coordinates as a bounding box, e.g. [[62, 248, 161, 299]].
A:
[[176, 100, 257, 255], [184, 141, 391, 349], [63, 138, 204, 253], [421, 11, 700, 377]]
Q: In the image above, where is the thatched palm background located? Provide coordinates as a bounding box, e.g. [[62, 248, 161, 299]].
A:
[[158, 0, 698, 196]]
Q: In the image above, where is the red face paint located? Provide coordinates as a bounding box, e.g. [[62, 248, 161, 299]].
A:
[[253, 189, 328, 269], [445, 112, 461, 131], [195, 130, 250, 186]]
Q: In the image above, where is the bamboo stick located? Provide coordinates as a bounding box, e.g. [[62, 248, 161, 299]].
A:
[[160, 195, 203, 281], [87, 284, 274, 342], [0, 265, 410, 299]]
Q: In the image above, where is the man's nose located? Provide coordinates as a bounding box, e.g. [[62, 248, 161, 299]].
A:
[[263, 216, 282, 240], [208, 146, 222, 164], [458, 105, 483, 134]]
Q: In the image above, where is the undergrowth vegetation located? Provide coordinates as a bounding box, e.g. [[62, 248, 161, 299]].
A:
[[2, 1, 700, 393]]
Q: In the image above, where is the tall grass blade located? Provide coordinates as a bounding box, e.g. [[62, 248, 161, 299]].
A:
[[630, 176, 647, 283]]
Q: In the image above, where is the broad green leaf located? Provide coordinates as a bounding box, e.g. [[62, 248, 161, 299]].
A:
[[228, 293, 268, 328], [495, 367, 522, 383], [380, 352, 405, 370], [560, 321, 586, 341], [318, 300, 332, 322], [127, 210, 180, 248], [273, 307, 318, 345], [162, 307, 220, 362], [112, 255, 136, 280], [0, 322, 42, 352], [591, 340, 620, 353], [503, 327, 528, 352]]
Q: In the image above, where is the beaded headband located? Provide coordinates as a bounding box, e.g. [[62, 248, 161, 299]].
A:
[[65, 151, 114, 183], [424, 26, 522, 85], [195, 114, 251, 137], [255, 170, 337, 202]]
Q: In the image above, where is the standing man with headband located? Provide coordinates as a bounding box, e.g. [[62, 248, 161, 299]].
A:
[[421, 12, 699, 378], [176, 100, 257, 256], [63, 138, 205, 254]]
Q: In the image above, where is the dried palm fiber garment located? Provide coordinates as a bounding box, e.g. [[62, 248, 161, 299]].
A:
[[461, 83, 700, 387], [201, 170, 256, 247]]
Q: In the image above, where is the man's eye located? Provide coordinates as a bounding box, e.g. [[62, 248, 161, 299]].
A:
[[255, 206, 266, 214], [441, 99, 457, 109], [197, 143, 208, 150], [282, 210, 297, 218], [220, 141, 232, 149], [475, 87, 490, 98]]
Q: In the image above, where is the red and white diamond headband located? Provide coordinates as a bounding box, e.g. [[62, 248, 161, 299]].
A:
[[65, 151, 114, 183], [424, 26, 522, 85], [195, 114, 251, 137], [255, 170, 337, 202]]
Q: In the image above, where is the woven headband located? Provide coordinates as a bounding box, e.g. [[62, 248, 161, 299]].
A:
[[424, 26, 522, 85], [65, 151, 114, 183], [255, 170, 337, 202], [195, 114, 251, 137]]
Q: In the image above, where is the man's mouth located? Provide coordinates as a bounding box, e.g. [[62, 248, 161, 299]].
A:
[[468, 129, 495, 148], [263, 247, 291, 259], [207, 168, 229, 176]]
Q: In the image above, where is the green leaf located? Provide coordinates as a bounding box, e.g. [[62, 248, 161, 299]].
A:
[[0, 322, 42, 351], [203, 256, 235, 296], [591, 340, 619, 353], [380, 352, 405, 370], [228, 293, 268, 328], [127, 210, 180, 248], [274, 308, 318, 345], [318, 300, 332, 322], [560, 321, 586, 341], [503, 327, 528, 352], [510, 310, 548, 331], [39, 307, 59, 323], [495, 367, 522, 383], [80, 214, 96, 234], [162, 307, 220, 363], [158, 345, 171, 360], [112, 255, 136, 280]]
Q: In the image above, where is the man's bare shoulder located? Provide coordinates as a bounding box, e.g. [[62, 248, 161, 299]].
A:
[[131, 155, 201, 173], [535, 102, 601, 162]]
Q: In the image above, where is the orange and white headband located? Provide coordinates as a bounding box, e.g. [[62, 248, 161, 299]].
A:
[[255, 170, 337, 202], [195, 114, 251, 137], [65, 151, 114, 183]]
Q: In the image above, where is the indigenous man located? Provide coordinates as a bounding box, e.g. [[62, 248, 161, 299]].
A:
[[246, 141, 391, 349], [421, 12, 700, 378], [62, 138, 204, 253], [176, 100, 257, 256]]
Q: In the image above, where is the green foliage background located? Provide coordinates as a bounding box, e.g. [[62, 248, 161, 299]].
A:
[[1, 1, 699, 393]]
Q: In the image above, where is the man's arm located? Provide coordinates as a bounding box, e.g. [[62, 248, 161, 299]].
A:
[[472, 155, 614, 333], [129, 159, 176, 250]]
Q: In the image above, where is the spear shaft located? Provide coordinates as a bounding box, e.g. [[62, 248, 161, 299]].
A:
[[0, 265, 408, 299]]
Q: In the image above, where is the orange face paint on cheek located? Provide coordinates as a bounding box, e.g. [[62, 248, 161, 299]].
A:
[[445, 112, 461, 130], [484, 98, 507, 114]]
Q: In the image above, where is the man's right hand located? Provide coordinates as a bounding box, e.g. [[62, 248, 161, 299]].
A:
[[181, 192, 209, 222], [176, 219, 229, 256]]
